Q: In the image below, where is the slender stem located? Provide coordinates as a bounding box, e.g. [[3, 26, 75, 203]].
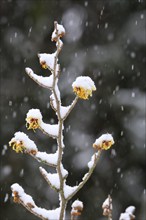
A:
[[67, 150, 102, 201], [52, 21, 67, 220]]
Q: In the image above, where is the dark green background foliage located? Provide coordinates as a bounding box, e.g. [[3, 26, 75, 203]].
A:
[[0, 0, 145, 219]]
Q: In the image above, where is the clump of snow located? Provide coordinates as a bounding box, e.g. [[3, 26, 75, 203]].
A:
[[60, 164, 68, 178], [36, 150, 59, 166], [39, 167, 60, 189], [41, 122, 59, 137], [9, 132, 38, 152], [125, 206, 135, 214], [11, 183, 35, 206], [119, 206, 135, 220], [52, 23, 65, 41], [25, 67, 53, 89], [26, 109, 42, 121], [72, 76, 96, 91], [38, 52, 56, 71], [60, 106, 70, 119], [32, 207, 61, 220], [11, 183, 61, 219], [102, 196, 112, 209], [87, 152, 98, 169], [72, 200, 83, 209], [64, 183, 78, 199]]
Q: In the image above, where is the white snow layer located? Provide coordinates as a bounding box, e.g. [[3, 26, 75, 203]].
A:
[[87, 152, 98, 169], [25, 67, 53, 88], [38, 52, 56, 71], [72, 76, 96, 90], [26, 109, 42, 121], [60, 164, 68, 178], [72, 200, 83, 208], [11, 183, 61, 219], [125, 206, 135, 214], [52, 23, 65, 40], [41, 122, 59, 137], [32, 207, 61, 219], [11, 183, 35, 206], [94, 133, 114, 146], [39, 167, 60, 189], [36, 150, 58, 166], [119, 206, 135, 220], [60, 106, 70, 118], [10, 132, 37, 151], [64, 183, 78, 199], [102, 196, 112, 209]]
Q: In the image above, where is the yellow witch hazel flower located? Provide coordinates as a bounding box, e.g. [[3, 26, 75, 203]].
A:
[[26, 109, 42, 130], [93, 134, 114, 150], [72, 76, 96, 99], [9, 132, 38, 154], [9, 139, 25, 153]]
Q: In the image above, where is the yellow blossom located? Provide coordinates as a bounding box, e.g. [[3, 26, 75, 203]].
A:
[[72, 76, 96, 100], [9, 140, 25, 153], [93, 134, 114, 150], [73, 86, 94, 99], [26, 117, 40, 130]]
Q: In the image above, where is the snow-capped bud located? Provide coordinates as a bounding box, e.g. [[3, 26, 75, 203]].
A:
[[71, 200, 83, 216], [102, 195, 112, 218], [38, 53, 56, 71], [93, 133, 114, 150], [72, 76, 96, 100], [52, 22, 65, 42], [9, 132, 38, 154], [26, 109, 42, 130]]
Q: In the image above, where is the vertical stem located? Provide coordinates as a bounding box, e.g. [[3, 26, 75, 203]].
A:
[[52, 22, 67, 220]]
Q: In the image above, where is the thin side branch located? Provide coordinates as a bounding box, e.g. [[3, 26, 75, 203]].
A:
[[27, 152, 57, 167], [67, 150, 102, 201], [63, 97, 79, 120], [26, 70, 53, 89]]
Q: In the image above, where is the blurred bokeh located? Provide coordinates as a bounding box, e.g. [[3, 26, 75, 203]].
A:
[[0, 0, 146, 219]]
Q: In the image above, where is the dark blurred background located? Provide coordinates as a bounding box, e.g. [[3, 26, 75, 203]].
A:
[[0, 0, 146, 219]]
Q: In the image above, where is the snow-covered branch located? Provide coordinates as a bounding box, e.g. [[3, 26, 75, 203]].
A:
[[25, 67, 53, 89], [11, 183, 61, 220]]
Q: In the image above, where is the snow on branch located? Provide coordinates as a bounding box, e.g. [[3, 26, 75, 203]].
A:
[[51, 22, 65, 42], [25, 67, 53, 89], [26, 109, 59, 138], [60, 97, 78, 120], [39, 167, 60, 191], [35, 150, 59, 167], [11, 183, 61, 220]]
